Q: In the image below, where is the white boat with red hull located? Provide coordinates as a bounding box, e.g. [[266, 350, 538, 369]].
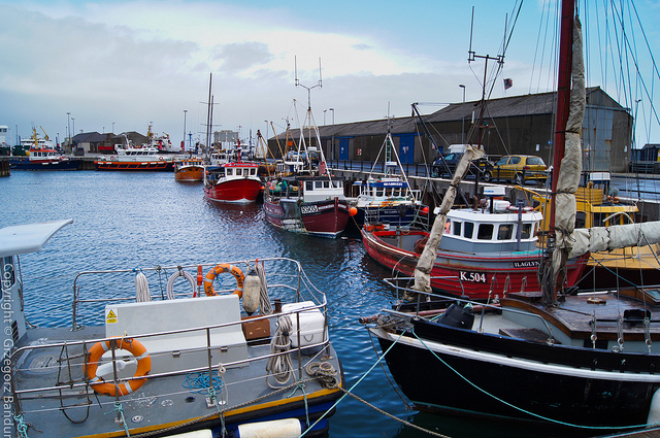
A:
[[203, 160, 263, 203]]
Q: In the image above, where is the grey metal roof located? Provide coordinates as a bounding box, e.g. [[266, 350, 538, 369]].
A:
[[426, 86, 617, 123], [72, 132, 107, 142], [271, 86, 622, 140], [276, 116, 418, 140]]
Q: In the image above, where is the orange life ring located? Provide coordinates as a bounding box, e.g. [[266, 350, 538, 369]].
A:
[[204, 264, 244, 297], [85, 338, 151, 397]]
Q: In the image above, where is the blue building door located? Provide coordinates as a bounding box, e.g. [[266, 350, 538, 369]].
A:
[[397, 134, 416, 164], [339, 138, 350, 160]]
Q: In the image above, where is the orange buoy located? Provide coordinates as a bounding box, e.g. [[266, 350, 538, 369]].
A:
[[349, 207, 358, 217], [86, 338, 151, 397], [204, 264, 245, 297]]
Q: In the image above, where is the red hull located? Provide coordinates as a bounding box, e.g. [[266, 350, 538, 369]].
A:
[[204, 179, 262, 203], [361, 229, 588, 300], [95, 161, 173, 171], [264, 197, 350, 238]]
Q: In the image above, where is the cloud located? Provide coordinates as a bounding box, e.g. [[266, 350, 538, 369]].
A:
[[214, 42, 274, 74]]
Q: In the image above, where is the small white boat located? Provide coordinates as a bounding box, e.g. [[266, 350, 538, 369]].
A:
[[1, 220, 343, 438]]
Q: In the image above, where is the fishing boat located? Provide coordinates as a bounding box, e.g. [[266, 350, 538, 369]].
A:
[[263, 174, 354, 238], [203, 159, 263, 203], [263, 63, 356, 238], [364, 3, 660, 434], [1, 219, 343, 438], [361, 185, 587, 300], [11, 128, 81, 170], [95, 144, 174, 171], [174, 156, 205, 182], [351, 133, 428, 230]]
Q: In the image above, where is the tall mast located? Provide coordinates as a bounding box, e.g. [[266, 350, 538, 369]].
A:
[[542, 0, 578, 304], [549, 0, 576, 234], [205, 73, 213, 161]]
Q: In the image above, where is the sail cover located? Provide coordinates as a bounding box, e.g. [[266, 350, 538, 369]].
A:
[[548, 17, 585, 301], [413, 145, 485, 293]]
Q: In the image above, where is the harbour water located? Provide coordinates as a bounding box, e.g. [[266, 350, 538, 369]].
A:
[[1, 170, 591, 438]]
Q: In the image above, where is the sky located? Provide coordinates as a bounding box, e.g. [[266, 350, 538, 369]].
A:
[[1, 0, 659, 149]]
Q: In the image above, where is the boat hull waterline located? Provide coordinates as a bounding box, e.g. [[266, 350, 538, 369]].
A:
[[264, 198, 351, 238], [203, 178, 263, 203], [361, 228, 588, 300], [372, 316, 660, 429]]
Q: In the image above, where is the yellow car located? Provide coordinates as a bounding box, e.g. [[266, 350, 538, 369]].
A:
[[491, 155, 548, 185]]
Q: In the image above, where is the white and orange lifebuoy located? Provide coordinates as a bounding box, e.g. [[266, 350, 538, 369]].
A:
[[85, 338, 151, 397], [204, 264, 245, 297]]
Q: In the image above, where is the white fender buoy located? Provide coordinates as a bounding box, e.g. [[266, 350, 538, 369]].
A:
[[236, 418, 301, 438], [242, 269, 261, 315], [647, 388, 660, 425]]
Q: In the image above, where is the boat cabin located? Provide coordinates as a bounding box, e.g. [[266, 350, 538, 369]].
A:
[[269, 175, 346, 203], [29, 149, 63, 161], [439, 199, 543, 255]]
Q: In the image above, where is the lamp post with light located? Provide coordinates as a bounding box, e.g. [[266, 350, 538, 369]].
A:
[[459, 84, 466, 145], [183, 110, 188, 152], [329, 108, 335, 160]]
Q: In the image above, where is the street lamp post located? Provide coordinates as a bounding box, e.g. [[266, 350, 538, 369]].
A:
[[183, 110, 188, 152], [459, 84, 466, 145], [67, 112, 71, 153], [329, 108, 335, 160], [264, 120, 269, 159]]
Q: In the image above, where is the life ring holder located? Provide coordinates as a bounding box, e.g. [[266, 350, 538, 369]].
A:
[[85, 337, 151, 397], [204, 264, 245, 298]]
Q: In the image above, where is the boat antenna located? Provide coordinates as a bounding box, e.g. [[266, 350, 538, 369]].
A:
[[294, 56, 326, 173], [467, 8, 504, 152]]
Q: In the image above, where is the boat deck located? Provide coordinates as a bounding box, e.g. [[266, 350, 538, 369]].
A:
[[11, 320, 342, 438], [501, 289, 660, 345]]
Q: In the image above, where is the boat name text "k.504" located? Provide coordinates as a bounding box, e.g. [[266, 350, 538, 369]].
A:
[[459, 271, 487, 283]]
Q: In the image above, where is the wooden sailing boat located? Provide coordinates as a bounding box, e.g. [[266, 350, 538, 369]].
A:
[[365, 1, 660, 433]]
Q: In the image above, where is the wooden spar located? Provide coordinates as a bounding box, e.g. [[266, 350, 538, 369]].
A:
[[549, 0, 575, 236], [542, 0, 577, 303]]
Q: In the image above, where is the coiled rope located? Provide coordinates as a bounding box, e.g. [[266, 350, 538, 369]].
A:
[[254, 262, 272, 314], [166, 268, 196, 300], [182, 369, 224, 395], [266, 314, 293, 388], [134, 270, 151, 302]]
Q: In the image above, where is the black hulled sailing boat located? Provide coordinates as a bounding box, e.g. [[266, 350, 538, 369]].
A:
[[364, 0, 660, 433]]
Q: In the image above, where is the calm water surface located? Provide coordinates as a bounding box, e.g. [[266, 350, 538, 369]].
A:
[[1, 170, 583, 438]]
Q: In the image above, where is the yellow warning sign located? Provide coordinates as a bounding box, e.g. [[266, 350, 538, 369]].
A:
[[106, 309, 118, 324]]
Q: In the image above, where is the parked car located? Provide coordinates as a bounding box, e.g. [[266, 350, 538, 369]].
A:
[[431, 152, 494, 180], [491, 155, 548, 184]]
